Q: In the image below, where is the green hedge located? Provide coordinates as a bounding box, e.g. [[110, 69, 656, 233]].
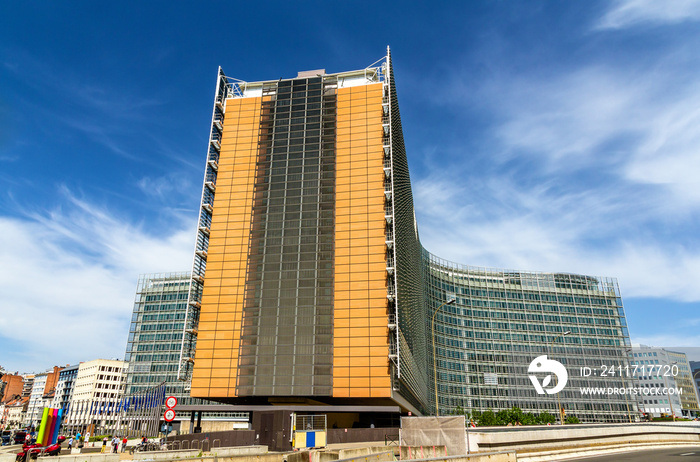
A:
[[452, 406, 578, 426], [88, 435, 113, 442]]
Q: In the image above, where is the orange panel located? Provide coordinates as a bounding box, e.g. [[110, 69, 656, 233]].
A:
[[348, 388, 370, 398], [334, 347, 350, 357], [333, 85, 391, 397], [198, 330, 216, 341], [335, 327, 350, 338], [208, 388, 228, 397], [370, 356, 389, 367], [191, 378, 210, 388], [191, 96, 261, 400], [350, 356, 370, 367], [349, 377, 370, 388], [370, 381, 392, 396]]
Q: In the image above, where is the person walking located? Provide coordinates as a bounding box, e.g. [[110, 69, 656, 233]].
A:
[[111, 436, 119, 453], [121, 436, 128, 453], [67, 437, 73, 451], [101, 436, 108, 453]]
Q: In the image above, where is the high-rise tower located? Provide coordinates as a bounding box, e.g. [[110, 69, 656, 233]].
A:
[[179, 48, 428, 414], [179, 48, 633, 424]]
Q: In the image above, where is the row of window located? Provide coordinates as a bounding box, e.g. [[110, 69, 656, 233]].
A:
[[140, 302, 187, 312], [142, 293, 188, 302]]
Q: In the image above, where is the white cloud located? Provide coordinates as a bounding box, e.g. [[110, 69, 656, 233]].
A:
[[137, 173, 195, 202], [492, 64, 700, 206], [496, 67, 643, 163], [0, 192, 194, 373], [596, 0, 700, 30], [414, 172, 700, 302]]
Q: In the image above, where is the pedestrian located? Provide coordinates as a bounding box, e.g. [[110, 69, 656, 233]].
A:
[[112, 436, 119, 454], [67, 437, 73, 451], [121, 436, 127, 453], [101, 436, 108, 453]]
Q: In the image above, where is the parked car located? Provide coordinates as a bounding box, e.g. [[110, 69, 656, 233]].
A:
[[2, 430, 12, 445]]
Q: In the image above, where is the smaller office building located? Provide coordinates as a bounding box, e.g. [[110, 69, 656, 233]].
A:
[[631, 346, 700, 418], [51, 365, 79, 417], [62, 359, 127, 435], [25, 366, 62, 428]]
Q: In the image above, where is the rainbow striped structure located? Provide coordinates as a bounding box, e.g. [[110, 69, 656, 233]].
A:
[[36, 408, 63, 446]]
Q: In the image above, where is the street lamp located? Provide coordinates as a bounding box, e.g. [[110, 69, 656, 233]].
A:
[[432, 298, 456, 416], [549, 331, 570, 425]]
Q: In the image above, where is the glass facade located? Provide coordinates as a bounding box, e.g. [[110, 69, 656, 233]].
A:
[[238, 77, 336, 396], [425, 255, 632, 421], [126, 273, 190, 397], [182, 48, 633, 421], [52, 364, 78, 415]]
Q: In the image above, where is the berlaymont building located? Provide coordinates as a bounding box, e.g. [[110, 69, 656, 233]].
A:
[[176, 47, 633, 439]]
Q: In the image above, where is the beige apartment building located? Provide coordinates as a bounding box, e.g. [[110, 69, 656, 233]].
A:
[[62, 359, 127, 435]]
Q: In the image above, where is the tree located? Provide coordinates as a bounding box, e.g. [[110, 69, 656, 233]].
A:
[[565, 415, 580, 424], [477, 410, 498, 426], [520, 412, 537, 425], [536, 412, 556, 425]]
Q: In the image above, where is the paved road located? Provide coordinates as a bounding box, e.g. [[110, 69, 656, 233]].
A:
[[572, 446, 700, 461]]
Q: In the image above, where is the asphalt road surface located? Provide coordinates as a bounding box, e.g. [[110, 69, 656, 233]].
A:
[[572, 446, 700, 461]]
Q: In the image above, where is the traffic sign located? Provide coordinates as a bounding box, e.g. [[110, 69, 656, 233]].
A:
[[164, 409, 176, 422], [165, 396, 177, 409]]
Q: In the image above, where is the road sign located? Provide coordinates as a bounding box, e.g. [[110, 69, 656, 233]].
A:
[[164, 409, 176, 422], [165, 396, 177, 409]]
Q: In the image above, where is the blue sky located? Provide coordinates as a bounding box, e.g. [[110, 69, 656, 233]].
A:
[[1, 1, 700, 374]]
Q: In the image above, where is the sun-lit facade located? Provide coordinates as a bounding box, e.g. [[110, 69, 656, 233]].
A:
[[125, 272, 248, 433], [178, 47, 633, 422], [426, 255, 631, 422]]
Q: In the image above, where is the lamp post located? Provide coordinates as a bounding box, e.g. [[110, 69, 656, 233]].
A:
[[432, 298, 456, 416], [548, 331, 570, 425]]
